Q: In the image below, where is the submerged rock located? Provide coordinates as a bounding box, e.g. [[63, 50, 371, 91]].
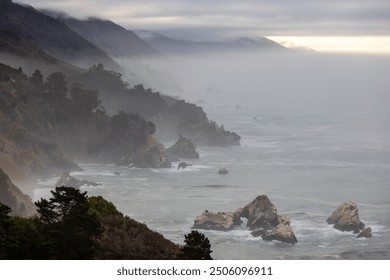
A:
[[113, 171, 121, 176], [166, 135, 199, 159], [192, 210, 241, 231], [0, 168, 36, 217], [262, 224, 298, 245], [55, 172, 100, 188], [217, 168, 229, 175], [357, 227, 372, 238], [241, 195, 279, 230], [327, 201, 365, 233], [177, 161, 192, 170]]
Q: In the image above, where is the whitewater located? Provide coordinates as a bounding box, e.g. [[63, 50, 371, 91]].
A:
[[33, 107, 390, 259]]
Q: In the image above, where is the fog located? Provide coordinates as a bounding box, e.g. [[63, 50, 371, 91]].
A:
[[118, 50, 390, 118]]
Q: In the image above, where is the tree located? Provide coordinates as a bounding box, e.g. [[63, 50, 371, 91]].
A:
[[35, 186, 101, 259], [29, 69, 43, 89], [70, 83, 103, 117], [178, 230, 213, 260], [0, 203, 12, 259]]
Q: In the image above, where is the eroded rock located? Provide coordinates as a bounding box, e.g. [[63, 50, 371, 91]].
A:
[[241, 195, 279, 230], [55, 172, 100, 188], [262, 224, 298, 245], [327, 201, 365, 233], [166, 135, 199, 159], [357, 227, 372, 238], [192, 210, 241, 231]]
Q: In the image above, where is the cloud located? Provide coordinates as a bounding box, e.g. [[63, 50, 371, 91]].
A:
[[18, 0, 390, 37]]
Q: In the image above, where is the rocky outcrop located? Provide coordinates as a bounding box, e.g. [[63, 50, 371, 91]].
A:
[[262, 224, 298, 245], [55, 172, 100, 188], [241, 195, 279, 230], [192, 210, 242, 231], [132, 136, 172, 168], [0, 168, 36, 217], [191, 195, 297, 244], [217, 168, 229, 175], [357, 227, 372, 238], [177, 161, 192, 170], [166, 135, 199, 159], [327, 201, 365, 233]]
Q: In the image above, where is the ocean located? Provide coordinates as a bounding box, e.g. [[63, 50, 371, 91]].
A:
[[32, 107, 390, 259]]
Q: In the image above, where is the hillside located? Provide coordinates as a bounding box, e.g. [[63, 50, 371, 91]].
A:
[[135, 30, 287, 57], [0, 28, 83, 76], [57, 16, 161, 58], [0, 0, 121, 71]]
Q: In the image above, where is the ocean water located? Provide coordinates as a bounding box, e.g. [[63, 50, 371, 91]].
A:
[[33, 108, 390, 259]]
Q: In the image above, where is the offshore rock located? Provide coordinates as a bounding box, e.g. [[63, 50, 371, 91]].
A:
[[262, 224, 298, 245], [217, 168, 229, 175], [0, 168, 36, 216], [241, 195, 279, 230], [177, 161, 192, 170], [132, 136, 172, 168], [166, 135, 199, 159], [55, 172, 100, 188], [357, 227, 372, 239], [192, 210, 241, 231], [327, 201, 365, 233]]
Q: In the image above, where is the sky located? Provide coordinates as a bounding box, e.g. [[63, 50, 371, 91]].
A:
[[18, 0, 390, 54]]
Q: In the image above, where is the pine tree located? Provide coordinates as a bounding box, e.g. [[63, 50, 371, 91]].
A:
[[178, 230, 213, 260]]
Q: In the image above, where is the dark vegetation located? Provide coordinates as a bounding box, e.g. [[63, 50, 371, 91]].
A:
[[0, 185, 213, 260]]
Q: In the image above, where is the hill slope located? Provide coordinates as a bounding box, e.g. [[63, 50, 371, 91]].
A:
[[0, 0, 121, 71]]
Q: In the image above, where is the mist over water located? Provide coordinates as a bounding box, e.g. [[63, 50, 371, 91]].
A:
[[124, 50, 390, 117]]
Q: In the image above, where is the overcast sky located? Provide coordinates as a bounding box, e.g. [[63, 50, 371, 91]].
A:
[[18, 0, 390, 52]]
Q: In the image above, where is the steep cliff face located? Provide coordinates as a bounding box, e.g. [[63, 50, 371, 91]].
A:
[[0, 64, 80, 179], [0, 168, 36, 216]]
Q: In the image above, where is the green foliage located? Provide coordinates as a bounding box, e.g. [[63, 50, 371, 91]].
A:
[[35, 186, 101, 259], [88, 196, 118, 218], [178, 230, 213, 260]]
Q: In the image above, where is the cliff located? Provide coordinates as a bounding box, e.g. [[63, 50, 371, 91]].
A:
[[0, 168, 36, 216]]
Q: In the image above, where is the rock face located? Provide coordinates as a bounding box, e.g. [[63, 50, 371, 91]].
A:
[[262, 224, 298, 245], [0, 168, 36, 217], [55, 172, 100, 188], [327, 201, 365, 233], [191, 195, 298, 244], [132, 136, 172, 168], [241, 195, 279, 230], [357, 227, 372, 238], [166, 135, 199, 159], [192, 210, 241, 231], [217, 168, 229, 175]]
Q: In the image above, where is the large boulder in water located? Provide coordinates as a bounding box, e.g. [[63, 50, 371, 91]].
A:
[[166, 135, 199, 160], [192, 210, 242, 231], [262, 223, 298, 245], [326, 201, 365, 233], [0, 168, 36, 217], [132, 136, 172, 168], [55, 172, 100, 188], [356, 227, 372, 238], [241, 195, 279, 230]]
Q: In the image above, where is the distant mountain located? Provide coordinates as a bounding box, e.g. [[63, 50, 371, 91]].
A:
[[53, 15, 161, 59], [0, 0, 121, 71], [135, 30, 287, 57]]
